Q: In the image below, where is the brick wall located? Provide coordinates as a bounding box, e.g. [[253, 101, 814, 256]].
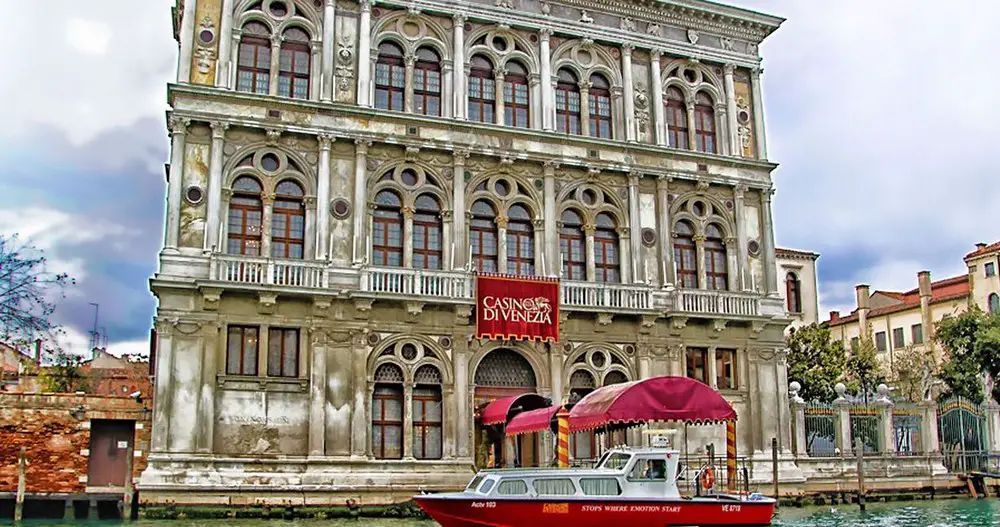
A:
[[0, 393, 152, 494]]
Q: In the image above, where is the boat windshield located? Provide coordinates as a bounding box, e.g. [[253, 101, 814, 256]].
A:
[[466, 474, 485, 491], [598, 452, 632, 470]]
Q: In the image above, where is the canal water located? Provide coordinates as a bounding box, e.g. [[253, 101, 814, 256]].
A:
[[5, 499, 999, 526]]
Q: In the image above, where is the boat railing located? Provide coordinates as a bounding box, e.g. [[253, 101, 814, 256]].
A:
[[675, 455, 757, 497]]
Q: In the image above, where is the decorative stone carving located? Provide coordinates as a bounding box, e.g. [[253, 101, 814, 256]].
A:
[[647, 23, 661, 37], [747, 42, 759, 55], [670, 316, 688, 335], [579, 10, 594, 24], [353, 298, 374, 319], [711, 319, 728, 336], [336, 35, 355, 92], [620, 17, 636, 32], [720, 36, 735, 52], [634, 82, 649, 135], [687, 29, 699, 45], [597, 313, 614, 326], [265, 128, 282, 145], [540, 2, 551, 16], [455, 304, 472, 325], [257, 292, 278, 314], [405, 146, 420, 161], [495, 0, 516, 9], [194, 47, 216, 74], [201, 287, 222, 310]]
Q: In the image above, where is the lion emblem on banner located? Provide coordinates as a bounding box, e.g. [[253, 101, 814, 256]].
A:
[[521, 297, 552, 315]]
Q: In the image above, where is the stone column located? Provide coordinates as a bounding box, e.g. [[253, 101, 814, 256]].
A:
[[150, 322, 174, 452], [165, 117, 189, 252], [533, 220, 545, 273], [733, 184, 749, 290], [441, 210, 453, 272], [177, 0, 198, 83], [684, 97, 697, 150], [875, 391, 894, 454], [403, 384, 414, 459], [714, 103, 729, 156], [622, 44, 636, 142], [497, 216, 509, 273], [228, 32, 241, 89], [453, 13, 466, 120], [309, 330, 328, 456], [310, 41, 323, 101], [356, 0, 373, 107], [694, 235, 706, 289], [197, 324, 220, 453], [216, 0, 235, 88], [219, 189, 232, 248], [539, 29, 553, 131], [352, 140, 370, 264], [304, 197, 316, 260], [549, 343, 563, 406], [584, 224, 596, 281], [650, 49, 665, 146], [351, 332, 368, 458], [986, 402, 1000, 452], [761, 188, 778, 295], [402, 206, 415, 267], [833, 384, 851, 456], [627, 173, 643, 283], [452, 150, 468, 270], [269, 35, 282, 95], [611, 87, 625, 140], [316, 134, 333, 259], [403, 53, 416, 113], [789, 382, 807, 456], [261, 191, 274, 258], [453, 340, 470, 457], [656, 176, 674, 286], [750, 68, 768, 159], [494, 70, 506, 126], [320, 0, 336, 101], [205, 122, 229, 253], [442, 60, 454, 118], [578, 81, 592, 137], [725, 237, 739, 292], [529, 75, 542, 129], [543, 162, 558, 277], [618, 228, 632, 284], [920, 401, 940, 454], [707, 346, 718, 389], [723, 64, 739, 156]]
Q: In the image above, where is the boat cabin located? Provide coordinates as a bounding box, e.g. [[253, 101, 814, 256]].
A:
[[463, 447, 682, 499]]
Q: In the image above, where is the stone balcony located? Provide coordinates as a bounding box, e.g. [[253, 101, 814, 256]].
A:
[[205, 254, 766, 319]]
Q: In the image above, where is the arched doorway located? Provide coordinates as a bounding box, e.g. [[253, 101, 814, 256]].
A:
[[474, 349, 538, 468]]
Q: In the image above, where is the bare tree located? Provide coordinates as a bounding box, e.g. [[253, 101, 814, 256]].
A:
[[0, 234, 75, 352]]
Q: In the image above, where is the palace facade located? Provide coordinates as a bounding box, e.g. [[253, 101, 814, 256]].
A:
[[143, 0, 796, 505]]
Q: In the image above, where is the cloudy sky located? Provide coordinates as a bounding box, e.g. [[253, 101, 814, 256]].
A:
[[1, 0, 997, 356]]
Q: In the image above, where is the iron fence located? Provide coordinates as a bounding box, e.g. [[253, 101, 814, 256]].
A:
[[849, 405, 881, 454], [804, 402, 838, 456], [892, 406, 923, 455], [938, 397, 988, 472]]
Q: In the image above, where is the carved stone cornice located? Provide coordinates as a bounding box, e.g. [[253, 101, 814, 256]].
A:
[[168, 116, 191, 135], [209, 121, 229, 139], [317, 133, 335, 149]]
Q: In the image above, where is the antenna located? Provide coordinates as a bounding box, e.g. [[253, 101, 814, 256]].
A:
[[100, 327, 108, 349], [88, 303, 100, 350]]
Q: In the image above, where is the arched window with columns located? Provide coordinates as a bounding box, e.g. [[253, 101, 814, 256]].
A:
[[372, 363, 405, 460], [704, 224, 727, 290], [413, 195, 443, 270], [786, 272, 802, 313], [413, 47, 442, 116], [673, 220, 697, 289], [665, 87, 688, 149], [271, 180, 305, 259], [227, 176, 264, 256], [560, 210, 586, 280], [372, 190, 404, 266], [568, 369, 596, 460], [278, 27, 311, 99], [236, 22, 272, 94], [588, 73, 613, 139], [594, 213, 620, 283], [555, 69, 581, 135], [694, 92, 717, 153], [470, 200, 499, 273], [413, 364, 443, 460], [506, 204, 535, 276], [468, 55, 496, 123], [375, 42, 405, 111], [504, 61, 530, 128]]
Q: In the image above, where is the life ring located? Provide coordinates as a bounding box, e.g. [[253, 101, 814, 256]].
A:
[[700, 467, 716, 490]]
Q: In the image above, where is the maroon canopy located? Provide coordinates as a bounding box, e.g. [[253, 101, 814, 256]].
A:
[[479, 393, 548, 426], [506, 406, 561, 436], [569, 376, 737, 432]]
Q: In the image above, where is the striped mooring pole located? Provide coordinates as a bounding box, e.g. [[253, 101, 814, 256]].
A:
[[556, 406, 570, 468], [726, 420, 737, 491]]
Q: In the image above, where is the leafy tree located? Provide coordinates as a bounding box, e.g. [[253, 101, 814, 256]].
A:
[[786, 323, 848, 402], [886, 345, 937, 402], [935, 307, 1000, 402], [0, 234, 74, 350], [38, 351, 89, 393], [845, 323, 886, 399]]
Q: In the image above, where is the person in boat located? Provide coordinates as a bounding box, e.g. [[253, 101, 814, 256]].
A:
[[643, 459, 667, 479]]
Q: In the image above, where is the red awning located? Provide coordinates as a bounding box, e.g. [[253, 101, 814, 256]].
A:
[[506, 405, 561, 436], [479, 393, 549, 426], [569, 376, 737, 432]]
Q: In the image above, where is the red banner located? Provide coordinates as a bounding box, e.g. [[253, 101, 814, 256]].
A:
[[475, 274, 559, 343]]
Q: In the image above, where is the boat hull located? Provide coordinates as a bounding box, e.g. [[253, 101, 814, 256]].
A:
[[414, 495, 775, 527]]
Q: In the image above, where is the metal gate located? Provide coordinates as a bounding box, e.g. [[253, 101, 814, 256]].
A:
[[937, 398, 986, 472]]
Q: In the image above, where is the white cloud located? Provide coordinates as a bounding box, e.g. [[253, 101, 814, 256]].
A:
[[50, 325, 149, 359], [65, 19, 112, 56]]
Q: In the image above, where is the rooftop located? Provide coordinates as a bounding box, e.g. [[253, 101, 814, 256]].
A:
[[965, 241, 1000, 260], [776, 247, 820, 261], [828, 274, 970, 327]]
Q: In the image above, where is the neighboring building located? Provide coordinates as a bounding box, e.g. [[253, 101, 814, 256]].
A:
[[145, 0, 796, 505], [81, 349, 154, 399], [965, 241, 1000, 315], [0, 341, 40, 392], [775, 248, 820, 332]]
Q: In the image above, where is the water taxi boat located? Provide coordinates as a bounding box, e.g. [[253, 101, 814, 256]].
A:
[[414, 446, 775, 527]]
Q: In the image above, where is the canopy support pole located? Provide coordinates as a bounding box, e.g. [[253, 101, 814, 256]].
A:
[[726, 420, 737, 492], [556, 406, 570, 468]]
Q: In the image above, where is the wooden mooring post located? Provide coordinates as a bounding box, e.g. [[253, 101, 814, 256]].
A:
[[771, 437, 779, 506], [123, 443, 136, 521], [855, 438, 866, 511], [14, 447, 27, 522]]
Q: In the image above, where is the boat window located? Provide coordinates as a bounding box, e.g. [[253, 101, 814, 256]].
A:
[[466, 475, 485, 491], [629, 458, 667, 481], [497, 480, 529, 495], [533, 478, 577, 495], [478, 479, 496, 494], [579, 478, 622, 496], [598, 453, 631, 470]]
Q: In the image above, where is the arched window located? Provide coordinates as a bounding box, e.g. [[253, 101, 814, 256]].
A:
[[413, 195, 442, 270], [560, 210, 586, 281], [506, 204, 534, 276], [504, 61, 530, 128], [568, 369, 596, 461], [555, 69, 581, 135], [413, 47, 442, 116], [603, 370, 628, 386], [588, 73, 612, 139], [665, 87, 688, 149], [468, 55, 496, 124], [236, 22, 272, 94], [594, 213, 619, 283], [413, 365, 443, 460], [227, 176, 263, 255], [372, 190, 403, 266], [673, 220, 696, 288], [374, 41, 405, 110], [990, 293, 1000, 315], [786, 272, 802, 313], [705, 224, 727, 290], [470, 200, 499, 272], [271, 180, 305, 259], [694, 92, 716, 153], [277, 27, 310, 99], [372, 363, 404, 460]]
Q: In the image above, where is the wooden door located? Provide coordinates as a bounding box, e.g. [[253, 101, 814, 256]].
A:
[[87, 419, 135, 487]]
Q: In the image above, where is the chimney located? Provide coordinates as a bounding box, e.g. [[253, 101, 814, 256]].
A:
[[34, 339, 42, 363], [855, 284, 871, 338], [976, 242, 987, 251], [829, 311, 840, 322], [918, 271, 938, 363]]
